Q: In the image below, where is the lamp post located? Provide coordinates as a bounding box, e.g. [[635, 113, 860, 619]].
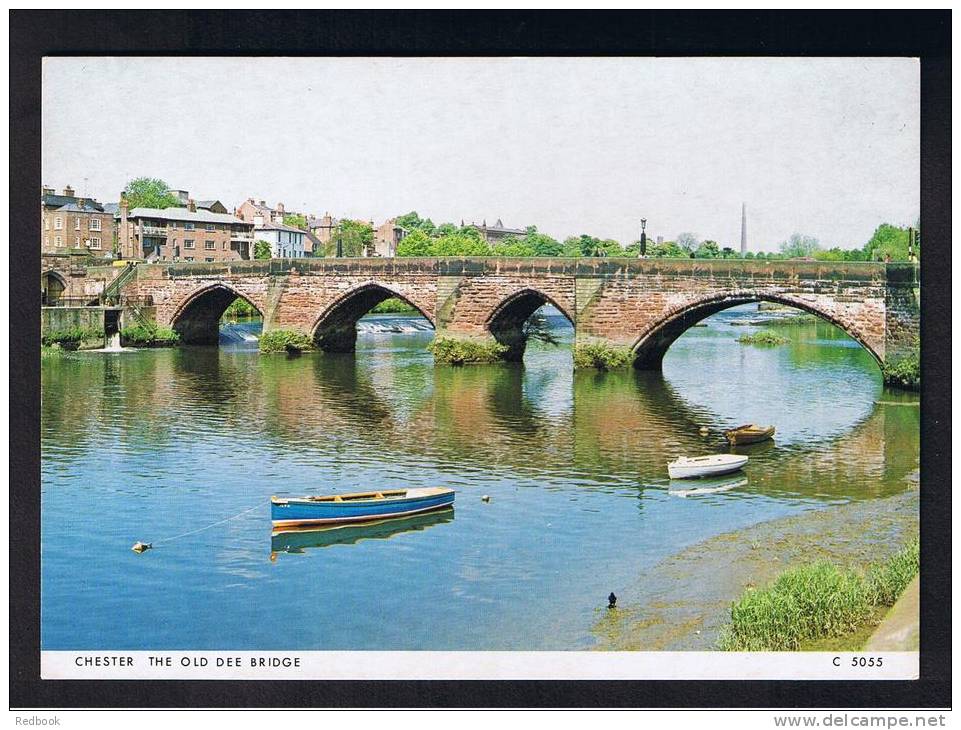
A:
[[640, 218, 647, 257]]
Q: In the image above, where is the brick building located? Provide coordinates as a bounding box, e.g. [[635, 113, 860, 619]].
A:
[[118, 200, 255, 262], [469, 218, 526, 244], [41, 185, 116, 255], [236, 199, 289, 226], [372, 218, 407, 257], [253, 222, 308, 258]]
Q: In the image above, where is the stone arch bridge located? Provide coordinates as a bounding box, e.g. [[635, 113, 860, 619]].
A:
[[107, 257, 918, 369]]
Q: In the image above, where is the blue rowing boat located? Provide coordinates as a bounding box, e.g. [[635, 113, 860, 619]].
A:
[[270, 487, 455, 527]]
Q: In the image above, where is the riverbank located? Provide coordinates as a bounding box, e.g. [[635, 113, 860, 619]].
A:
[[593, 481, 919, 650]]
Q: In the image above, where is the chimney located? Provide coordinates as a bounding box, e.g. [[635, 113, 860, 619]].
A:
[[740, 202, 748, 255], [77, 198, 85, 209], [119, 195, 130, 259], [42, 185, 54, 196], [63, 185, 75, 198], [259, 200, 266, 206], [276, 202, 285, 213], [187, 198, 197, 213]]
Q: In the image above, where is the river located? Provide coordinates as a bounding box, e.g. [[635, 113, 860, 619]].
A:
[[40, 304, 919, 650]]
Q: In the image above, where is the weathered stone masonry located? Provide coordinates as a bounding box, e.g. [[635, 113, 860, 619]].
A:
[[108, 257, 918, 367]]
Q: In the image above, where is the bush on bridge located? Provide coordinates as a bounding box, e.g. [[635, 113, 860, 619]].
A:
[[259, 329, 316, 354], [572, 343, 633, 370], [428, 337, 508, 365], [121, 323, 180, 347]]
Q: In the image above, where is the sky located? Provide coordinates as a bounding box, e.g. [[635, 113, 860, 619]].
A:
[[42, 57, 919, 251]]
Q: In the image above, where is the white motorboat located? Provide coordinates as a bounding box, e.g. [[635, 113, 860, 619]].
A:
[[667, 453, 749, 480]]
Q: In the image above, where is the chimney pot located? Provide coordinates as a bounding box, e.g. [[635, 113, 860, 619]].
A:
[[188, 199, 196, 213], [63, 185, 75, 197]]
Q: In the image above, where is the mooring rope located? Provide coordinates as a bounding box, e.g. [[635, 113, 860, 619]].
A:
[[132, 501, 263, 553]]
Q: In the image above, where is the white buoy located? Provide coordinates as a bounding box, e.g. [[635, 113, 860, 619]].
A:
[[481, 495, 490, 503]]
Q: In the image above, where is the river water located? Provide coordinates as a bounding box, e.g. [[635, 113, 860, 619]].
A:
[[40, 305, 919, 650]]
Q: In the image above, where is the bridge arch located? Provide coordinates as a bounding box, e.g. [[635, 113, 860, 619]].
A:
[[311, 282, 435, 352], [630, 291, 884, 370], [486, 288, 575, 361], [41, 270, 68, 305], [170, 282, 264, 345]]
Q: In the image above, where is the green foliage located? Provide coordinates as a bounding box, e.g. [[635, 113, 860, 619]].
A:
[[779, 233, 821, 259], [328, 219, 374, 257], [396, 229, 433, 256], [259, 329, 315, 354], [572, 343, 633, 370], [123, 177, 181, 209], [283, 213, 308, 230], [395, 211, 436, 236], [560, 234, 624, 257], [882, 339, 920, 390], [737, 331, 790, 346], [428, 337, 509, 365], [370, 297, 417, 314], [491, 236, 537, 257], [717, 539, 919, 651], [863, 223, 913, 262], [223, 298, 259, 318], [866, 538, 919, 606], [253, 240, 273, 259], [694, 240, 721, 258], [42, 326, 104, 347], [431, 233, 490, 256], [120, 323, 179, 347]]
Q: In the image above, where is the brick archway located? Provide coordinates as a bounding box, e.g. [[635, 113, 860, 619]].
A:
[[170, 282, 264, 345], [485, 287, 575, 361], [630, 290, 884, 370], [310, 282, 436, 352]]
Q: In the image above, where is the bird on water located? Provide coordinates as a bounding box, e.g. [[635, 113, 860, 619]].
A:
[[608, 592, 617, 609]]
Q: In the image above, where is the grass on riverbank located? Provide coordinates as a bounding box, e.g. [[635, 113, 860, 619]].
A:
[[717, 538, 918, 651], [882, 340, 920, 391], [737, 330, 790, 346]]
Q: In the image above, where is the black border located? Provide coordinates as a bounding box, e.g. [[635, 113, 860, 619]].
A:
[[10, 10, 951, 709]]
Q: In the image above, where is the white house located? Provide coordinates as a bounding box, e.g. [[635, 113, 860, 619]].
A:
[[254, 222, 307, 258]]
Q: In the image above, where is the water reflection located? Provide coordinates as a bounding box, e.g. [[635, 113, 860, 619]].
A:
[[41, 304, 919, 650], [270, 508, 455, 557]]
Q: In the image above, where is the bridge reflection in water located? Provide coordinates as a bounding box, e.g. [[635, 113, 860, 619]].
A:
[[40, 304, 919, 651]]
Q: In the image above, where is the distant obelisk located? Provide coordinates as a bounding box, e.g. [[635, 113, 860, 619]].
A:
[[740, 202, 747, 255]]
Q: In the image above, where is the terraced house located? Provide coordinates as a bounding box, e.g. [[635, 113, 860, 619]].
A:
[[118, 199, 255, 262], [41, 185, 116, 254]]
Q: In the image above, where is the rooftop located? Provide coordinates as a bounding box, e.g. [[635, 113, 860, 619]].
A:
[[125, 207, 249, 226]]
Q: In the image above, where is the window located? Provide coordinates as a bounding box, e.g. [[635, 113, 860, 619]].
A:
[[185, 257, 194, 262], [223, 241, 228, 250], [184, 239, 195, 249], [185, 222, 195, 231], [75, 218, 81, 230], [204, 240, 215, 250], [205, 223, 215, 231], [204, 257, 214, 262], [54, 217, 63, 230], [89, 237, 102, 250], [90, 218, 102, 231], [75, 235, 81, 246], [55, 236, 62, 247]]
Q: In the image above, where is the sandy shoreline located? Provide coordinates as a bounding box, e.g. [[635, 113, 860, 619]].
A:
[[593, 481, 919, 650]]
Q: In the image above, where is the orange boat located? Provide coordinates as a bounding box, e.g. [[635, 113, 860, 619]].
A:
[[724, 424, 775, 445]]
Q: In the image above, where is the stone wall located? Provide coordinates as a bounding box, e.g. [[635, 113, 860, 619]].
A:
[[108, 257, 920, 367]]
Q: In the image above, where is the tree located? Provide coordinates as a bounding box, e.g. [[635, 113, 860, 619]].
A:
[[491, 236, 537, 257], [253, 240, 272, 259], [863, 223, 911, 261], [675, 232, 700, 253], [395, 211, 436, 236], [694, 240, 720, 258], [527, 231, 563, 257], [329, 219, 374, 257], [779, 233, 820, 259], [396, 229, 433, 256], [431, 233, 490, 256], [283, 213, 307, 230], [123, 177, 180, 209]]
